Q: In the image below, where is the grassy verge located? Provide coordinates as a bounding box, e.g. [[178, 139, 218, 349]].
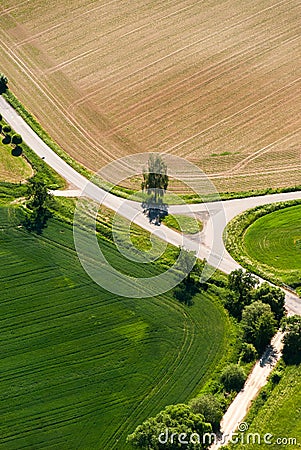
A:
[[162, 213, 203, 234], [3, 90, 301, 202], [224, 200, 301, 290], [3, 90, 130, 197], [0, 138, 32, 182]]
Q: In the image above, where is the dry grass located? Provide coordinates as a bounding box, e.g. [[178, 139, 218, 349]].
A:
[[0, 140, 32, 182], [0, 0, 300, 193]]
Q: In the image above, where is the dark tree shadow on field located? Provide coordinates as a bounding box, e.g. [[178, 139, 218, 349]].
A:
[[23, 207, 52, 235], [142, 200, 168, 225]]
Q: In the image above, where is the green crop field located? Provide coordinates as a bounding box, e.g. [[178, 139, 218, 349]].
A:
[[0, 139, 32, 182], [0, 206, 234, 449], [230, 365, 301, 449], [243, 205, 301, 289]]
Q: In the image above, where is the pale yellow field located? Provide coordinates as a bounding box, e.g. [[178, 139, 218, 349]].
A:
[[0, 0, 300, 192]]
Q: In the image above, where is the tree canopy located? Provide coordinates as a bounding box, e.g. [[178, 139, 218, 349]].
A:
[[226, 269, 258, 318], [189, 394, 223, 431], [141, 154, 169, 223], [253, 282, 285, 324], [241, 301, 276, 352], [127, 404, 212, 449], [281, 315, 301, 364], [220, 364, 246, 392], [23, 178, 53, 234]]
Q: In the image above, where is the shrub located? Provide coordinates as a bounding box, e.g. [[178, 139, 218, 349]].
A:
[[189, 394, 223, 431], [240, 343, 257, 363], [12, 134, 22, 145], [2, 125, 11, 133], [220, 364, 246, 392]]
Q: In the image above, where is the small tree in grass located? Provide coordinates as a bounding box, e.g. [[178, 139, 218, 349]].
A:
[[141, 153, 169, 224], [12, 134, 22, 145], [2, 134, 11, 144], [2, 125, 11, 134]]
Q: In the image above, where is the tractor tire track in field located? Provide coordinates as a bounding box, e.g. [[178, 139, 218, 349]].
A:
[[44, 0, 199, 77], [0, 0, 30, 18], [104, 30, 300, 136], [106, 303, 198, 448], [166, 76, 301, 153], [68, 0, 293, 110], [229, 129, 301, 174], [0, 31, 119, 164]]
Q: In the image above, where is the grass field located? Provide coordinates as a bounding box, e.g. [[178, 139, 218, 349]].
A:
[[229, 365, 301, 449], [0, 139, 32, 182], [0, 0, 300, 193], [162, 213, 203, 234], [0, 205, 235, 449], [224, 201, 301, 290], [243, 205, 301, 288]]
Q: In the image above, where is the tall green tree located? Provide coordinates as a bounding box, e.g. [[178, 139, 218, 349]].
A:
[[189, 394, 223, 431], [241, 301, 276, 352], [220, 364, 246, 392], [0, 73, 8, 94], [226, 269, 258, 318], [281, 315, 301, 364], [127, 404, 212, 449], [253, 282, 285, 324], [24, 178, 53, 234], [141, 154, 168, 223]]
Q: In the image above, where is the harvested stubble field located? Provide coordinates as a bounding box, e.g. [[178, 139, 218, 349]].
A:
[[0, 206, 233, 449], [0, 0, 300, 193]]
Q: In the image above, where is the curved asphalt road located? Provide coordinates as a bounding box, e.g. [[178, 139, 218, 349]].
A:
[[0, 95, 300, 446]]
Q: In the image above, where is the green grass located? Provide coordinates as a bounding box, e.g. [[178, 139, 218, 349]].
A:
[[224, 201, 301, 289], [243, 205, 301, 288], [0, 205, 236, 449], [0, 139, 32, 182], [162, 214, 203, 234], [228, 364, 301, 449]]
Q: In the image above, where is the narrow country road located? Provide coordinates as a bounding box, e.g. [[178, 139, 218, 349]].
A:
[[210, 331, 284, 449], [0, 95, 300, 446]]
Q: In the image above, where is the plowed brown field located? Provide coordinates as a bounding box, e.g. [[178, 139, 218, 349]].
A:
[[0, 0, 300, 192]]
